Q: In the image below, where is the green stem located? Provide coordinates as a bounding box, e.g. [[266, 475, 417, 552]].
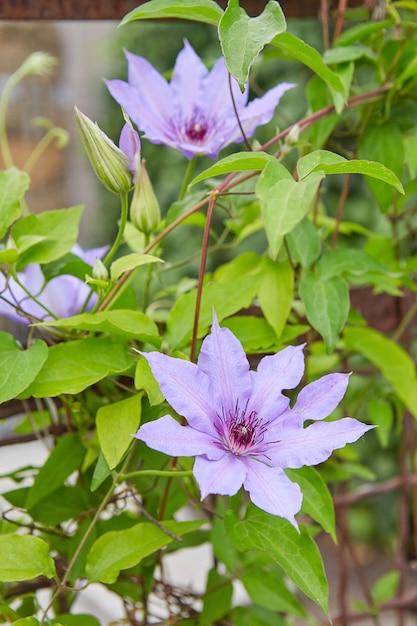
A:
[[0, 72, 19, 168], [23, 128, 59, 174], [103, 191, 129, 267], [81, 191, 129, 314], [178, 156, 197, 201], [120, 469, 193, 482]]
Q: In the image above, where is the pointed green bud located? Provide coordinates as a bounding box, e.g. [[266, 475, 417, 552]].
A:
[[92, 257, 109, 282], [74, 106, 133, 194], [130, 160, 161, 235]]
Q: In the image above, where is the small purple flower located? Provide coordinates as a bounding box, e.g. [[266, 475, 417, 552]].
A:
[[135, 314, 373, 526], [0, 244, 108, 325], [106, 41, 295, 160]]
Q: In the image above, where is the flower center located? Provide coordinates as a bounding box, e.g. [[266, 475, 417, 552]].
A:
[[216, 401, 267, 457], [185, 121, 208, 143]]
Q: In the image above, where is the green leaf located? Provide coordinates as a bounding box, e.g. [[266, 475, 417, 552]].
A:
[[231, 605, 286, 626], [201, 568, 233, 625], [0, 535, 56, 581], [110, 253, 163, 281], [241, 569, 306, 616], [222, 316, 277, 353], [219, 0, 286, 87], [371, 570, 400, 605], [86, 520, 205, 583], [335, 19, 394, 46], [368, 398, 393, 448], [29, 485, 89, 525], [358, 122, 404, 211], [166, 253, 262, 350], [297, 150, 403, 193], [190, 152, 274, 186], [51, 615, 100, 626], [272, 32, 345, 106], [37, 309, 160, 346], [258, 258, 293, 339], [26, 433, 85, 509], [0, 333, 48, 403], [120, 0, 223, 27], [286, 467, 336, 542], [299, 272, 349, 352], [316, 248, 386, 279], [256, 160, 324, 257], [226, 508, 329, 614], [344, 326, 417, 419], [323, 44, 377, 64], [22, 337, 131, 397], [11, 206, 84, 269], [0, 167, 30, 238], [11, 619, 39, 626], [135, 357, 164, 405], [286, 217, 321, 269], [297, 150, 347, 179], [91, 452, 112, 492], [96, 395, 141, 470]]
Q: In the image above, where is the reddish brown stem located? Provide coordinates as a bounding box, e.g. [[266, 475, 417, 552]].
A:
[[334, 0, 348, 42], [190, 194, 217, 363]]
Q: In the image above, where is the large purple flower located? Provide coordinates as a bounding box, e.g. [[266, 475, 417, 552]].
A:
[[106, 41, 294, 160], [0, 244, 108, 325], [135, 315, 373, 526]]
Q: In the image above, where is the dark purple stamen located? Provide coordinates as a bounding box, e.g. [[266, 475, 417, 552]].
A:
[[215, 401, 270, 457], [185, 122, 208, 142]]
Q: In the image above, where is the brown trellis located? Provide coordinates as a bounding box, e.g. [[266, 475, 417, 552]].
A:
[[0, 0, 367, 19]]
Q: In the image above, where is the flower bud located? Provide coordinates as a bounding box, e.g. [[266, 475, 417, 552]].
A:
[[74, 106, 133, 194], [92, 257, 109, 282], [18, 52, 57, 79], [130, 160, 161, 235]]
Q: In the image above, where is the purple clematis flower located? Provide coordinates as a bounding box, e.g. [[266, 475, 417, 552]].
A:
[[135, 314, 373, 526], [0, 244, 108, 325], [106, 41, 295, 160]]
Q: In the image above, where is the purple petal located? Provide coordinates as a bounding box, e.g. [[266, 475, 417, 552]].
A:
[[135, 414, 224, 459], [119, 123, 141, 173], [194, 454, 246, 498], [142, 351, 217, 436], [106, 80, 172, 146], [236, 82, 296, 141], [170, 40, 208, 120], [267, 418, 374, 469], [243, 460, 302, 528], [291, 373, 350, 426], [248, 345, 305, 424], [71, 244, 109, 266], [197, 314, 252, 417], [0, 268, 41, 324], [41, 275, 87, 318], [196, 58, 247, 121]]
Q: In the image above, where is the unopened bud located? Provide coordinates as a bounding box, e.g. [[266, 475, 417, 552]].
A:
[[18, 52, 58, 79], [74, 106, 133, 194], [287, 124, 300, 145], [130, 160, 161, 235], [92, 257, 109, 282]]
